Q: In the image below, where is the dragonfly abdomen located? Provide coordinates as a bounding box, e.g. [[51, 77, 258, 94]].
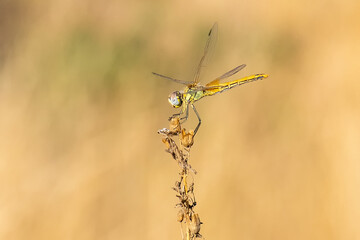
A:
[[225, 74, 267, 89], [205, 73, 268, 96]]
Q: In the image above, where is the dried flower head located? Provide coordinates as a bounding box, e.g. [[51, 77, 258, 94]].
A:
[[181, 129, 194, 147], [188, 213, 202, 235], [169, 117, 181, 134], [177, 209, 185, 222]]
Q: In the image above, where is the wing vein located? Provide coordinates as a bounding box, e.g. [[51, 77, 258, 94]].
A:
[[152, 72, 192, 85]]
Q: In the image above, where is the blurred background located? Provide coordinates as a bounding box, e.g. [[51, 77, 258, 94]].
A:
[[1, 0, 360, 239]]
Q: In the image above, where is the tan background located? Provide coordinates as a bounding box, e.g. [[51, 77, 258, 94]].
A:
[[1, 0, 360, 239]]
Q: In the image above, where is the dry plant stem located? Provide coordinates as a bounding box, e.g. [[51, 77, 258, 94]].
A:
[[158, 117, 203, 240]]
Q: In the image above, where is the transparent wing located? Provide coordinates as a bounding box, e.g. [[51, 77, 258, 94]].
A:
[[216, 64, 246, 80], [152, 72, 193, 85], [206, 64, 246, 86], [193, 22, 218, 85]]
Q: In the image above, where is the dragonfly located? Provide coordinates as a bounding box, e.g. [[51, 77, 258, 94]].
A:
[[153, 23, 268, 136]]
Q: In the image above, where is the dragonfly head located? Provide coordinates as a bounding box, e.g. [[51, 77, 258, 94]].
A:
[[168, 91, 183, 108]]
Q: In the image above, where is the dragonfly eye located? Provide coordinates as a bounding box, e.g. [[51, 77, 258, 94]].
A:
[[168, 91, 182, 108]]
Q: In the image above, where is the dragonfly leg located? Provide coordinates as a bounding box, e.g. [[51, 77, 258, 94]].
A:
[[169, 112, 181, 120], [180, 104, 189, 123], [169, 104, 188, 121], [191, 104, 201, 136], [169, 108, 183, 120]]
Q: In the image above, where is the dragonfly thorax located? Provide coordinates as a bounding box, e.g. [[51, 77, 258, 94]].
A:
[[168, 91, 183, 108]]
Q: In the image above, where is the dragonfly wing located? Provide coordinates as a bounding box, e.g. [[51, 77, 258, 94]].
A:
[[206, 64, 246, 87], [193, 22, 218, 85], [152, 72, 193, 85], [217, 64, 246, 80]]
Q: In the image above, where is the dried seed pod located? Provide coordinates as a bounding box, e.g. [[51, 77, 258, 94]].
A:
[[169, 117, 181, 134], [188, 213, 201, 235], [177, 209, 185, 222], [180, 129, 194, 147], [162, 138, 171, 150]]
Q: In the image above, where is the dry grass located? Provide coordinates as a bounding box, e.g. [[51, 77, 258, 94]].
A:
[[1, 0, 360, 239]]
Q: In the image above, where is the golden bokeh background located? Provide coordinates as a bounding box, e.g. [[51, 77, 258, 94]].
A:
[[1, 0, 360, 239]]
